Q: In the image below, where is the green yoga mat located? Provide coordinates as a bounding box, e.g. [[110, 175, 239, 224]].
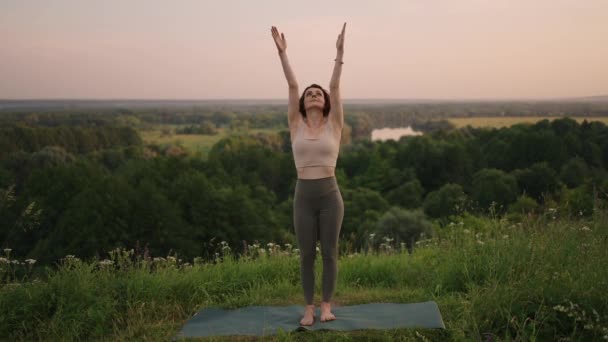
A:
[[173, 301, 445, 339]]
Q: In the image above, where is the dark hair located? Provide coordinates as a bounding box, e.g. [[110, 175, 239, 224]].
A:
[[299, 84, 331, 118]]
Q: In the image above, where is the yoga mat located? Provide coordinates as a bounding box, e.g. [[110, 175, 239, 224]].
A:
[[173, 301, 445, 340]]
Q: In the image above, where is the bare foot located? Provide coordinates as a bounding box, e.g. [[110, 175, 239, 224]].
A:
[[320, 301, 336, 322], [300, 304, 315, 326]]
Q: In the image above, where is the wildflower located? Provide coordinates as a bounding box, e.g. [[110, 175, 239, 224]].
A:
[[316, 246, 320, 252], [3, 248, 11, 254], [369, 233, 376, 239], [25, 259, 36, 264], [259, 249, 266, 254], [99, 259, 114, 266], [267, 242, 274, 248], [502, 235, 509, 239], [11, 260, 19, 264], [167, 256, 177, 262], [463, 229, 470, 234], [581, 226, 591, 232], [476, 240, 484, 245], [0, 257, 8, 264]]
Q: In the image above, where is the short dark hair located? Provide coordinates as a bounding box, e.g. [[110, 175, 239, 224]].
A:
[[299, 84, 331, 118]]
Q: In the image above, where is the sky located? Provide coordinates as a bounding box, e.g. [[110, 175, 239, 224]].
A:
[[1, 0, 607, 100]]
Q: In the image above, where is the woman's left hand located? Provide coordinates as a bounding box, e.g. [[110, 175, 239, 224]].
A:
[[336, 22, 346, 53]]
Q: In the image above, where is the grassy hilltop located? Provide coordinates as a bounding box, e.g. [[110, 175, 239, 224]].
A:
[[1, 208, 607, 341]]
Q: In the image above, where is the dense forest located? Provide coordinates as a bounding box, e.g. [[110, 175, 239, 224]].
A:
[[1, 104, 607, 267]]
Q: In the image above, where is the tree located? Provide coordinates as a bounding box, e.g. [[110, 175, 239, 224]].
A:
[[423, 183, 467, 219], [470, 168, 518, 214], [374, 207, 434, 254]]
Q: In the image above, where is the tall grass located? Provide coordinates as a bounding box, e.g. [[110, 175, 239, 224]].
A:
[[1, 209, 606, 341]]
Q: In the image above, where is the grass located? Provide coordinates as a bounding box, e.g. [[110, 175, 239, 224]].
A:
[[1, 208, 607, 341]]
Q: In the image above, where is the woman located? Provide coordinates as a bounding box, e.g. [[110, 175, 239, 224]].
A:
[[271, 23, 346, 326]]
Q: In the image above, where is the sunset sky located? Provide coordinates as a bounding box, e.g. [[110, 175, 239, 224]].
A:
[[1, 0, 607, 100]]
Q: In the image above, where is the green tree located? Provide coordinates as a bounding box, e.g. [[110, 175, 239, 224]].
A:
[[470, 168, 518, 213], [374, 207, 434, 254], [423, 183, 467, 219]]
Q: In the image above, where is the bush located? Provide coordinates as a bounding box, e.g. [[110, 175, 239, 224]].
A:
[[471, 168, 518, 213], [423, 183, 467, 219], [373, 207, 434, 254]]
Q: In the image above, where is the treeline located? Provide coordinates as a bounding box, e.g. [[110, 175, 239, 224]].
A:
[[0, 125, 141, 159], [3, 100, 608, 138], [0, 117, 607, 266]]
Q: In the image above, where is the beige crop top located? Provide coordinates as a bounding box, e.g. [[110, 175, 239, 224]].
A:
[[292, 117, 339, 168]]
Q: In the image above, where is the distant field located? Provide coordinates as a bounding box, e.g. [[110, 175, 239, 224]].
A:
[[140, 125, 281, 158], [448, 116, 608, 128], [141, 116, 608, 157]]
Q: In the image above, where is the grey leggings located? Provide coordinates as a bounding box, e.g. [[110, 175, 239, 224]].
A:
[[293, 176, 344, 305]]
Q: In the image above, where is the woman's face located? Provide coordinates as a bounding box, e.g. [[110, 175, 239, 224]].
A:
[[304, 87, 325, 111]]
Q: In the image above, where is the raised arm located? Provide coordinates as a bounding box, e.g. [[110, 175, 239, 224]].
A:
[[271, 26, 300, 129], [329, 22, 346, 129]]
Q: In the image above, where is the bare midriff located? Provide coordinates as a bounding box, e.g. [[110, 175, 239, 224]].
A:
[[297, 166, 336, 179]]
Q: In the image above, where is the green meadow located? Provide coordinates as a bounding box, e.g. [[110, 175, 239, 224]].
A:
[[447, 116, 608, 129], [140, 126, 281, 158], [1, 209, 606, 341]]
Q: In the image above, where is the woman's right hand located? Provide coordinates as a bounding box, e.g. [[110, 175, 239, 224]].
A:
[[271, 26, 287, 53]]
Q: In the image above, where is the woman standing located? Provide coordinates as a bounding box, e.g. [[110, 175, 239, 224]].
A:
[[271, 23, 346, 326]]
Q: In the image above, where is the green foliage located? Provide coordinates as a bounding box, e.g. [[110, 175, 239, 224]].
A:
[[471, 168, 518, 213], [373, 207, 434, 254], [1, 210, 607, 341], [561, 182, 596, 217], [341, 187, 389, 250], [560, 156, 590, 188], [508, 194, 539, 215], [386, 179, 424, 209], [423, 183, 467, 219], [512, 162, 561, 203], [174, 122, 219, 135]]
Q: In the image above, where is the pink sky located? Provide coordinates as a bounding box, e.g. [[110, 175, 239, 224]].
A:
[[1, 0, 607, 99]]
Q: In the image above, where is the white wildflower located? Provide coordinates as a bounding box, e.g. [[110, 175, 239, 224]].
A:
[[25, 259, 36, 264]]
